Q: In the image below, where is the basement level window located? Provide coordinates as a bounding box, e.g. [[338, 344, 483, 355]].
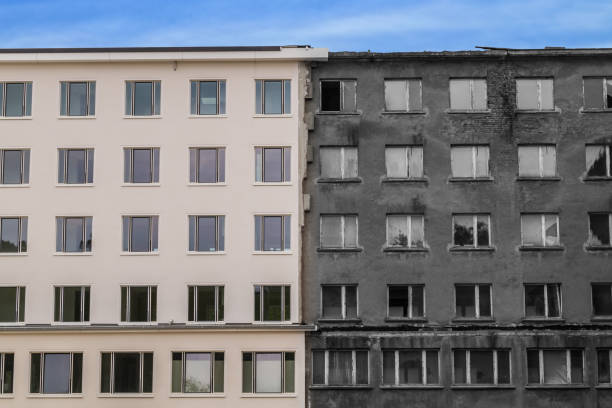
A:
[[30, 352, 82, 394], [518, 145, 557, 178], [583, 77, 612, 110], [597, 349, 612, 384], [524, 284, 561, 318], [516, 78, 554, 111], [0, 286, 25, 323], [321, 285, 358, 320], [320, 79, 356, 112], [586, 145, 611, 177], [172, 352, 224, 393], [0, 82, 32, 117], [101, 352, 153, 393], [383, 349, 439, 385], [451, 145, 490, 179], [387, 285, 425, 319], [385, 145, 423, 178], [0, 353, 14, 394], [455, 284, 492, 319], [0, 149, 30, 185], [588, 213, 612, 247], [449, 78, 487, 111], [452, 214, 491, 248], [520, 214, 560, 247], [312, 350, 369, 386], [60, 81, 95, 116], [242, 352, 295, 393], [384, 79, 422, 111], [58, 148, 94, 184], [453, 349, 510, 385], [527, 349, 584, 385], [592, 284, 612, 317]]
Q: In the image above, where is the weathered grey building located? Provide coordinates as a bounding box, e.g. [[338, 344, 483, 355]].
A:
[[302, 49, 612, 408]]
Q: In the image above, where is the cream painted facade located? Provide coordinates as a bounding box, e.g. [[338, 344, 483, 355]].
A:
[[0, 46, 326, 406]]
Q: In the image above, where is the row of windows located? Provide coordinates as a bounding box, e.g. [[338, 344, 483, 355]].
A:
[[319, 283, 612, 321], [318, 144, 612, 181], [319, 77, 612, 113], [0, 350, 294, 395], [0, 79, 290, 118], [0, 285, 290, 324], [0, 146, 292, 186]]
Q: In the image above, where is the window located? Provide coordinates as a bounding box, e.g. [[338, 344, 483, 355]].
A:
[[0, 353, 14, 394], [60, 81, 95, 116], [384, 79, 422, 112], [255, 80, 290, 114], [518, 145, 556, 178], [101, 352, 153, 393], [320, 215, 358, 249], [385, 146, 423, 179], [386, 215, 425, 248], [0, 287, 25, 323], [172, 352, 224, 393], [0, 82, 32, 117], [54, 286, 90, 323], [320, 146, 358, 179], [255, 147, 291, 182], [583, 77, 612, 110], [449, 79, 487, 111], [55, 217, 92, 253], [0, 216, 27, 253], [592, 284, 612, 317], [524, 284, 561, 318], [188, 215, 224, 252], [30, 352, 82, 394], [598, 349, 612, 384], [586, 145, 611, 177], [58, 148, 94, 184], [312, 350, 368, 386], [520, 214, 560, 247], [321, 285, 358, 320], [516, 78, 554, 111], [122, 216, 158, 252], [242, 352, 294, 393], [124, 147, 159, 184], [387, 285, 424, 319], [190, 80, 226, 115], [453, 349, 510, 385], [320, 79, 356, 112], [254, 215, 290, 251], [382, 349, 438, 385], [527, 349, 583, 385], [0, 149, 29, 184], [453, 214, 491, 248], [254, 285, 290, 322], [451, 145, 490, 179], [125, 81, 160, 116], [188, 286, 224, 322], [455, 284, 492, 319], [588, 213, 612, 247], [120, 286, 157, 322], [189, 147, 225, 183]]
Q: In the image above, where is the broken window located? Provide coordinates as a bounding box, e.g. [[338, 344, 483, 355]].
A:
[[383, 349, 439, 385], [527, 349, 583, 385], [518, 145, 557, 177], [384, 79, 422, 111], [520, 214, 560, 247], [320, 215, 358, 249], [598, 350, 612, 384], [524, 284, 561, 318], [386, 215, 424, 248], [586, 145, 611, 177], [385, 146, 423, 178], [449, 79, 487, 111], [455, 284, 492, 319], [453, 350, 510, 385], [320, 80, 356, 112], [583, 77, 612, 110], [452, 214, 491, 248], [588, 213, 612, 247], [450, 145, 490, 178], [516, 78, 554, 110], [592, 284, 612, 316], [387, 285, 424, 319], [320, 146, 358, 179], [321, 285, 357, 320], [312, 350, 368, 386]]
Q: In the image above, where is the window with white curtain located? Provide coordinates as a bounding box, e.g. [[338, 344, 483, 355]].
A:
[[386, 215, 425, 248], [520, 214, 560, 247], [384, 79, 422, 111], [385, 146, 423, 178], [320, 147, 358, 179], [518, 145, 557, 177], [451, 145, 490, 178], [312, 350, 369, 386], [586, 145, 611, 177], [516, 78, 554, 111], [382, 349, 439, 385], [320, 215, 358, 249], [449, 79, 487, 111], [527, 349, 583, 385]]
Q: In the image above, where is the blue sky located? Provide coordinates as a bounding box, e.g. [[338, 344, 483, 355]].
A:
[[0, 0, 611, 51]]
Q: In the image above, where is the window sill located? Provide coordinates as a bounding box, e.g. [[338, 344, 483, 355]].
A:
[[187, 182, 227, 187], [56, 183, 94, 187], [451, 385, 514, 390], [445, 109, 492, 114], [595, 384, 612, 389], [0, 252, 27, 257], [515, 108, 561, 114], [170, 393, 225, 398], [449, 246, 495, 252], [580, 108, 612, 114], [252, 251, 293, 255], [448, 177, 494, 183], [57, 116, 96, 120], [383, 247, 428, 253], [0, 394, 13, 399], [123, 115, 162, 119], [318, 318, 362, 323], [120, 252, 160, 256], [524, 385, 589, 390], [98, 393, 155, 398], [516, 176, 562, 181], [186, 321, 225, 326], [252, 114, 293, 118], [519, 246, 565, 252], [583, 176, 612, 182], [121, 183, 161, 187], [316, 177, 362, 184], [316, 111, 361, 116], [53, 252, 93, 256], [0, 184, 30, 188], [253, 182, 293, 186], [317, 247, 363, 253], [0, 116, 32, 120], [309, 385, 371, 390], [452, 318, 496, 323], [188, 114, 228, 119], [381, 110, 427, 115], [381, 177, 428, 183], [384, 317, 427, 323], [241, 393, 297, 398], [27, 394, 83, 398], [119, 322, 157, 326], [50, 321, 91, 326], [521, 318, 565, 324], [380, 385, 442, 390], [585, 245, 612, 252], [252, 321, 293, 325], [591, 316, 612, 322], [187, 251, 226, 255]]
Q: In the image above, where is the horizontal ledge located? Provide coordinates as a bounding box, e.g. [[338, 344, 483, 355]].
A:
[[169, 393, 225, 398], [122, 115, 162, 119], [524, 385, 590, 390], [0, 116, 32, 120], [591, 317, 612, 322], [57, 116, 96, 120], [580, 108, 612, 113], [187, 115, 228, 119], [521, 318, 566, 324], [519, 246, 565, 252], [315, 111, 361, 116], [381, 110, 427, 115], [316, 178, 362, 184], [445, 109, 492, 114], [384, 318, 428, 323], [55, 183, 94, 187], [451, 385, 515, 390], [0, 184, 30, 188], [0, 323, 316, 332], [515, 109, 561, 114], [317, 248, 363, 253], [448, 177, 494, 183], [252, 114, 293, 118], [309, 385, 372, 390], [585, 246, 612, 252], [383, 247, 429, 253], [583, 177, 612, 182], [516, 176, 562, 181], [240, 393, 297, 398], [318, 319, 362, 323], [380, 385, 443, 390], [381, 177, 428, 183], [449, 246, 495, 252], [452, 318, 496, 323]]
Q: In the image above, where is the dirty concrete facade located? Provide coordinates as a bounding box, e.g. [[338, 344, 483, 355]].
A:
[[302, 50, 612, 408]]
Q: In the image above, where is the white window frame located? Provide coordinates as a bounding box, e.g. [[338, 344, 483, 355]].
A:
[[0, 216, 27, 254], [0, 149, 29, 184], [123, 147, 159, 184], [189, 147, 225, 184], [0, 286, 25, 324], [30, 352, 82, 394], [187, 285, 224, 322], [0, 82, 32, 117], [56, 216, 92, 253], [524, 283, 562, 318], [529, 349, 584, 385], [60, 81, 95, 116], [54, 286, 90, 323], [190, 80, 225, 115], [449, 78, 487, 111], [383, 79, 422, 112], [242, 351, 295, 393], [516, 78, 554, 111], [254, 285, 290, 322], [171, 351, 224, 393], [452, 349, 510, 385], [120, 286, 156, 323], [122, 215, 158, 253], [451, 145, 490, 179], [520, 214, 560, 247], [384, 349, 439, 385], [0, 353, 13, 394], [313, 350, 369, 386], [189, 215, 224, 252], [125, 80, 160, 116], [255, 79, 291, 115], [386, 285, 425, 319], [100, 351, 153, 394], [518, 145, 557, 177], [454, 284, 492, 319], [321, 285, 358, 320], [254, 215, 290, 252], [452, 214, 491, 248], [319, 215, 359, 249], [386, 214, 424, 248], [255, 146, 291, 183]]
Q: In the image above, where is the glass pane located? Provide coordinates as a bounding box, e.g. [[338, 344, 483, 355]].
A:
[[0, 288, 16, 322], [453, 350, 467, 383], [355, 351, 368, 384], [114, 353, 141, 393], [263, 286, 282, 321], [544, 215, 559, 246], [476, 215, 489, 247], [384, 80, 408, 111], [426, 351, 439, 384], [132, 149, 152, 183], [399, 351, 422, 384], [589, 214, 611, 246], [129, 287, 150, 322], [64, 218, 84, 252], [213, 353, 224, 392], [2, 150, 22, 184], [5, 83, 24, 117], [478, 285, 491, 317], [69, 82, 87, 116], [408, 79, 422, 111], [521, 215, 542, 246], [83, 287, 90, 321], [3, 353, 14, 393], [527, 350, 540, 383], [198, 149, 217, 183], [125, 82, 132, 115], [470, 351, 494, 384], [320, 216, 342, 248], [410, 215, 424, 248], [388, 286, 408, 318], [152, 148, 159, 183], [255, 80, 262, 114], [130, 217, 151, 252], [497, 350, 511, 384], [387, 215, 408, 247], [312, 351, 326, 385], [263, 81, 282, 114], [540, 79, 554, 110], [218, 216, 225, 252], [451, 147, 473, 178], [22, 150, 30, 183], [450, 79, 471, 110], [284, 352, 295, 393], [171, 353, 182, 392], [593, 284, 612, 315], [456, 286, 475, 317], [598, 350, 611, 383], [342, 81, 356, 112], [219, 81, 226, 114], [586, 145, 608, 177], [453, 215, 474, 246], [62, 287, 82, 322], [185, 353, 211, 393], [199, 81, 218, 115], [153, 82, 161, 115], [284, 286, 291, 320], [322, 286, 342, 318], [189, 149, 197, 183], [320, 148, 342, 178], [542, 146, 556, 176], [283, 80, 291, 114], [343, 147, 358, 178], [283, 148, 291, 182], [474, 146, 489, 177], [525, 285, 545, 317], [382, 351, 395, 384], [543, 350, 568, 384], [196, 286, 216, 321], [134, 82, 153, 116], [517, 79, 539, 110], [242, 353, 253, 393], [88, 82, 95, 115], [66, 150, 86, 184], [412, 286, 424, 317], [72, 353, 82, 393], [254, 148, 262, 182], [345, 286, 358, 318], [43, 353, 71, 394], [584, 78, 604, 109], [472, 79, 487, 110], [328, 351, 352, 385], [263, 148, 283, 182], [30, 354, 41, 393], [344, 215, 358, 248], [518, 146, 540, 177], [321, 81, 341, 111], [86, 149, 94, 183], [100, 353, 111, 393], [547, 284, 561, 318], [570, 350, 583, 383], [255, 353, 282, 392], [197, 217, 217, 252], [0, 218, 19, 253], [263, 216, 282, 251], [408, 146, 424, 178], [385, 147, 407, 178], [606, 79, 612, 109]]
